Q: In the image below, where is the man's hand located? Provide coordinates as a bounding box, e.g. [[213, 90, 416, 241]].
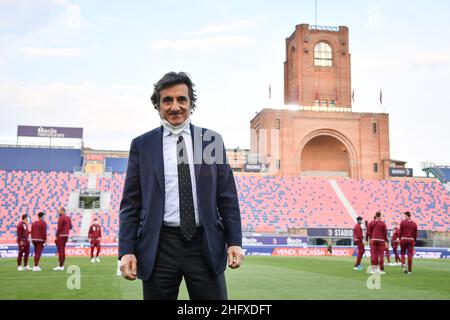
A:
[[120, 254, 137, 281], [227, 246, 244, 269]]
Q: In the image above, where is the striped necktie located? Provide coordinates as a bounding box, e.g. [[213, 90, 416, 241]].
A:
[[176, 135, 196, 242]]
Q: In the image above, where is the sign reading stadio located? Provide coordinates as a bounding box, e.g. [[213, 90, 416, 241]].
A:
[[308, 228, 427, 239], [308, 228, 354, 238], [17, 125, 83, 139]]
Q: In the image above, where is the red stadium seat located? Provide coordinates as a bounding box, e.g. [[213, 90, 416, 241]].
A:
[[1, 170, 449, 242]]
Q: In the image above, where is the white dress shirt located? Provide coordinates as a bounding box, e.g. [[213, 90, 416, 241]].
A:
[[162, 126, 200, 227]]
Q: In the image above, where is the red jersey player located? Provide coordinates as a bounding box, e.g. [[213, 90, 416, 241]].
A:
[[399, 211, 418, 274], [385, 232, 391, 265], [353, 216, 365, 270], [367, 212, 388, 274], [88, 218, 102, 263], [17, 214, 31, 271], [53, 207, 72, 271], [366, 215, 376, 263], [31, 212, 47, 271], [391, 222, 401, 265]]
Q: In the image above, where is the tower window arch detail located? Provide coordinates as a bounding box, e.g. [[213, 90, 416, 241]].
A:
[[314, 42, 333, 67]]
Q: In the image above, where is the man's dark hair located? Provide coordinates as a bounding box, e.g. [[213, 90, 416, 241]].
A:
[[404, 211, 411, 217], [38, 212, 45, 218], [375, 211, 382, 218], [150, 72, 197, 111], [22, 214, 28, 220], [356, 216, 363, 222]]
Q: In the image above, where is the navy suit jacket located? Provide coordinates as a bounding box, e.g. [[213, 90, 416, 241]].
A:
[[118, 124, 242, 281]]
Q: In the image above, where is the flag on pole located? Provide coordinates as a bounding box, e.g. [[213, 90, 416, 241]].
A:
[[269, 84, 272, 100], [380, 88, 383, 105], [352, 90, 355, 103]]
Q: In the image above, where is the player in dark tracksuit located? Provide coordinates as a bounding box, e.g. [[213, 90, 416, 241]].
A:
[[88, 218, 102, 263], [31, 212, 47, 271], [53, 207, 72, 271], [391, 223, 401, 264], [17, 214, 31, 271], [399, 211, 418, 274], [367, 212, 388, 274], [353, 216, 365, 270]]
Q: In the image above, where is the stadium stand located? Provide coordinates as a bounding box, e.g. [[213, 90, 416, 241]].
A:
[[442, 168, 450, 183], [337, 179, 450, 232], [0, 170, 87, 243], [1, 171, 450, 243], [0, 147, 82, 172], [97, 173, 124, 214], [91, 211, 119, 242], [434, 167, 450, 183], [235, 176, 351, 232], [423, 165, 450, 184], [90, 173, 124, 242], [105, 158, 128, 173]]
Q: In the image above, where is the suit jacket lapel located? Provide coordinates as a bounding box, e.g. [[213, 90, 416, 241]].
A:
[[150, 126, 165, 193], [190, 124, 203, 184]]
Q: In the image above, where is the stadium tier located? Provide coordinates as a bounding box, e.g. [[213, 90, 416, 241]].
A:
[[0, 170, 87, 243], [235, 176, 450, 232], [423, 165, 450, 184], [437, 167, 450, 183], [0, 147, 82, 172], [97, 173, 125, 213], [442, 168, 450, 182], [336, 179, 450, 231], [235, 176, 351, 232], [1, 171, 450, 243], [93, 211, 119, 242], [105, 158, 128, 174]]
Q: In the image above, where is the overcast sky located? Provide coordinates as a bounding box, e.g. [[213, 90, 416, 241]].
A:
[[1, 0, 449, 176]]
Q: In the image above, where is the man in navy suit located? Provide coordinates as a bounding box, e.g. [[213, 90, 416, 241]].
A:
[[119, 72, 243, 300]]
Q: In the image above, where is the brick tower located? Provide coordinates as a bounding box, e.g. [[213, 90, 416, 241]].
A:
[[250, 24, 392, 179], [284, 24, 351, 108]]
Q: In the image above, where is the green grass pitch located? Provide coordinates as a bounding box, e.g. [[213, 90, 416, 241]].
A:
[[0, 256, 449, 300]]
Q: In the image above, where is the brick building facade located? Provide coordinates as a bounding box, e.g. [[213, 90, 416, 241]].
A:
[[251, 24, 392, 179]]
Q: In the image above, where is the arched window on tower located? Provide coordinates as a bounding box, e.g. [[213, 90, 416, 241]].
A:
[[314, 42, 333, 67]]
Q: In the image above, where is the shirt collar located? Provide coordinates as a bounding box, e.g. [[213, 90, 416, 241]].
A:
[[163, 125, 191, 137]]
